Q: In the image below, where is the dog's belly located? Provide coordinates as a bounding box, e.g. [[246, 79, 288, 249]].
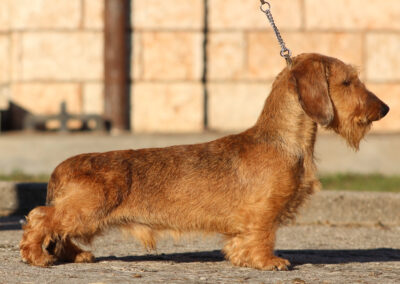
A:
[[112, 173, 243, 234]]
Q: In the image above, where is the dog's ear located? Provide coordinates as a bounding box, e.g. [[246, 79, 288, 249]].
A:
[[292, 60, 334, 126]]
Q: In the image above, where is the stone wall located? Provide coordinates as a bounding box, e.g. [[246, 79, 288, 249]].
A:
[[0, 0, 399, 132], [131, 0, 205, 132], [206, 0, 400, 133], [0, 0, 103, 122]]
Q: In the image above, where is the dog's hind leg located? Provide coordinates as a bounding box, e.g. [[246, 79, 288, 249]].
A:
[[20, 201, 101, 266], [45, 236, 95, 264], [43, 202, 102, 265]]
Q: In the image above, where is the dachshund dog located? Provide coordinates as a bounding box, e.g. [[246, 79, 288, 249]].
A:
[[20, 53, 389, 270]]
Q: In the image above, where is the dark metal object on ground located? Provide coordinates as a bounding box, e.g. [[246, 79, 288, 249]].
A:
[[24, 102, 105, 132]]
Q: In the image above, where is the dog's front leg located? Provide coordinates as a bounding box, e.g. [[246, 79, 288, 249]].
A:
[[223, 226, 290, 270], [223, 181, 296, 270]]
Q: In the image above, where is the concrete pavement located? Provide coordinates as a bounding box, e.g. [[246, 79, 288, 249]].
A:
[[1, 189, 400, 283], [0, 219, 399, 283], [0, 132, 399, 175]]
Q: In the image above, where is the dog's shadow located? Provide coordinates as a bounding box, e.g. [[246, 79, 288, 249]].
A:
[[277, 248, 400, 266], [96, 248, 400, 266], [96, 250, 224, 263]]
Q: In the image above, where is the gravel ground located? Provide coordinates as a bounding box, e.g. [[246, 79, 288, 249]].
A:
[[0, 218, 399, 284]]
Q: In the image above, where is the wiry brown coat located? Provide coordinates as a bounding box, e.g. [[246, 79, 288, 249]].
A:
[[20, 53, 389, 270]]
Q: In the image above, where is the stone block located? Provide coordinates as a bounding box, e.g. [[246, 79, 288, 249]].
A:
[[366, 33, 400, 82], [11, 83, 82, 115], [305, 0, 400, 30], [10, 33, 22, 82], [0, 182, 47, 216], [247, 32, 363, 80], [209, 0, 302, 30], [0, 0, 10, 31], [83, 83, 104, 115], [246, 32, 286, 80], [133, 0, 204, 30], [84, 0, 104, 29], [140, 32, 203, 81], [131, 32, 142, 80], [10, 0, 81, 29], [0, 36, 10, 84], [208, 82, 271, 131], [132, 83, 203, 133], [0, 86, 10, 110], [287, 32, 364, 66], [207, 32, 246, 81], [209, 32, 363, 82], [15, 32, 103, 81], [367, 84, 400, 132]]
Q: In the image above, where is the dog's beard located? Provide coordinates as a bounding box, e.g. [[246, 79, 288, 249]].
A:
[[328, 119, 372, 151], [342, 121, 371, 151]]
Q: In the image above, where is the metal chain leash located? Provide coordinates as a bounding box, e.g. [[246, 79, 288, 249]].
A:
[[259, 0, 293, 67]]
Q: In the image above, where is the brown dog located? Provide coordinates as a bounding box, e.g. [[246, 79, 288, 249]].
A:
[[20, 53, 389, 270]]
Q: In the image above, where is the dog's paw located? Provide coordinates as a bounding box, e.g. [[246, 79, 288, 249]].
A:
[[21, 250, 56, 267], [36, 254, 57, 267], [74, 251, 95, 263], [256, 256, 291, 271]]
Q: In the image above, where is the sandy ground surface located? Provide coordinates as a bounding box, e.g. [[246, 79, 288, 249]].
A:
[[0, 217, 399, 284]]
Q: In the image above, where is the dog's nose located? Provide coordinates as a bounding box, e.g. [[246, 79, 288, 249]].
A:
[[380, 104, 390, 118]]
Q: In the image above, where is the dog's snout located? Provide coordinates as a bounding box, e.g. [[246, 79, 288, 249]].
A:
[[380, 103, 390, 118], [366, 91, 389, 121]]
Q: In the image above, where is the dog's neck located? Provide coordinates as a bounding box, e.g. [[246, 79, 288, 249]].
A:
[[250, 72, 318, 158]]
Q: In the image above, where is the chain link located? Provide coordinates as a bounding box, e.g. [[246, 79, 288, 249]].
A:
[[259, 1, 292, 67]]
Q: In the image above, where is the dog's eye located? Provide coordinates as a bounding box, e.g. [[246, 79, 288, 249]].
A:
[[342, 79, 351, 86]]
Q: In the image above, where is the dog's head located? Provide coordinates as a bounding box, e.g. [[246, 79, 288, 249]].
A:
[[290, 53, 389, 149]]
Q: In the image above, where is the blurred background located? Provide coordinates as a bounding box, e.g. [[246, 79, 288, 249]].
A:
[[0, 0, 399, 187], [0, 0, 399, 133]]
